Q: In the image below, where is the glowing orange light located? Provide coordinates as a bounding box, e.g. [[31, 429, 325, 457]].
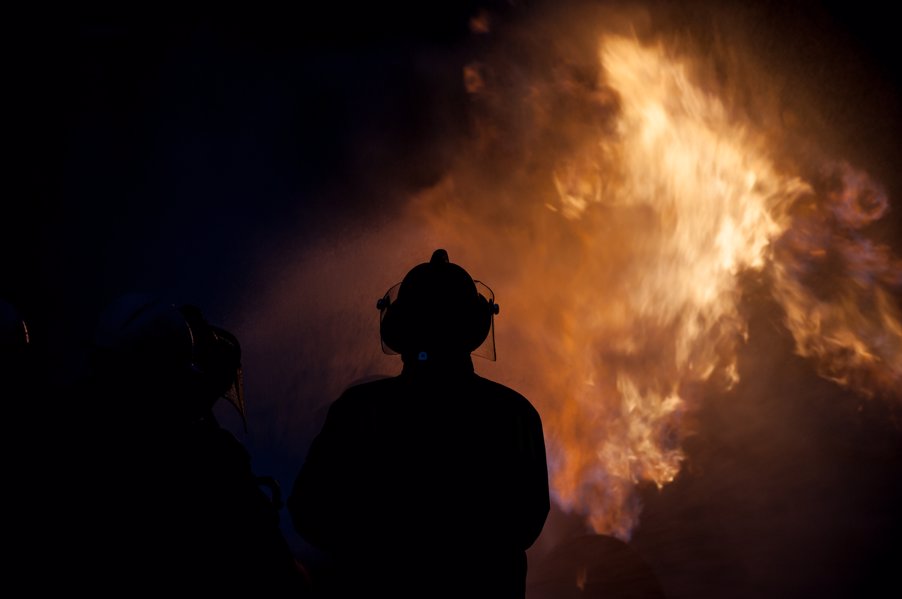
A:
[[404, 30, 901, 539]]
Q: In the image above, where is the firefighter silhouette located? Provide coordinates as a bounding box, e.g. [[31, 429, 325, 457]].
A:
[[288, 249, 550, 598], [83, 294, 308, 595]]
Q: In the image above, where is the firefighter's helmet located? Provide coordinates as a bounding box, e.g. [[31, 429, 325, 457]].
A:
[[377, 249, 499, 361]]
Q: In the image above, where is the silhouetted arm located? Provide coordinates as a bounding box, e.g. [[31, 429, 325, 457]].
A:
[[288, 396, 358, 553], [517, 404, 551, 549]]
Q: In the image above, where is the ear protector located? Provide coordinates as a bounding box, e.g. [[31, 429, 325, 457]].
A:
[[179, 305, 241, 398], [178, 305, 246, 427]]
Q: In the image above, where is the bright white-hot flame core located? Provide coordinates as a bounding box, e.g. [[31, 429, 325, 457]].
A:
[[531, 34, 809, 538]]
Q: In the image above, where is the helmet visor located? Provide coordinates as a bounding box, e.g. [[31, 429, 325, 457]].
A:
[[222, 365, 247, 431], [472, 280, 497, 361]]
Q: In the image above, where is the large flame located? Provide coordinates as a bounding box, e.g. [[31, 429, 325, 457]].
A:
[[246, 8, 902, 543], [401, 28, 901, 539]]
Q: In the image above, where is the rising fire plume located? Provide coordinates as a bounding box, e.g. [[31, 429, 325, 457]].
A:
[[401, 11, 902, 540]]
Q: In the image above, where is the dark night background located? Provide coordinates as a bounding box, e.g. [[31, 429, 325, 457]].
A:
[[5, 2, 901, 597]]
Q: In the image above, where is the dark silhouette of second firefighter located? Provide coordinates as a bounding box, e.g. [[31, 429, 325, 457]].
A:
[[288, 249, 550, 598], [84, 294, 308, 595]]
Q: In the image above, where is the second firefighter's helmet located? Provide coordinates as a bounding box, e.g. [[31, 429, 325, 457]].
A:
[[92, 293, 246, 426]]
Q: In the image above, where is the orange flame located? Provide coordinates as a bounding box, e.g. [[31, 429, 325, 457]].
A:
[[401, 30, 901, 539], [771, 161, 902, 395], [245, 8, 902, 543]]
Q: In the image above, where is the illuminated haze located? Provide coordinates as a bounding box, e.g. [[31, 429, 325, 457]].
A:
[[238, 2, 902, 541]]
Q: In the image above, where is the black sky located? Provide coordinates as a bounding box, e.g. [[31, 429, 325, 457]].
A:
[[6, 1, 901, 354]]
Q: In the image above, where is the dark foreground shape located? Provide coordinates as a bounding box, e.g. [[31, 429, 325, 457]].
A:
[[527, 534, 666, 599]]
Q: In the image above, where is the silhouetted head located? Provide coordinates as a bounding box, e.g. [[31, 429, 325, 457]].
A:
[[378, 249, 499, 362], [92, 293, 245, 427]]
